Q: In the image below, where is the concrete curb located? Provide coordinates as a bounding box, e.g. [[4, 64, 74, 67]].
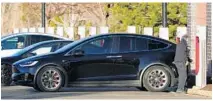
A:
[[187, 88, 212, 97]]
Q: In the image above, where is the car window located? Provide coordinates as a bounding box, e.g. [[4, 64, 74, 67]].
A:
[[118, 36, 168, 52], [119, 36, 134, 53], [30, 35, 41, 45], [134, 37, 149, 51], [148, 40, 168, 50], [1, 36, 26, 50], [30, 35, 56, 45], [74, 37, 113, 55], [29, 43, 59, 55], [40, 36, 54, 41], [53, 37, 62, 40], [58, 42, 72, 49]]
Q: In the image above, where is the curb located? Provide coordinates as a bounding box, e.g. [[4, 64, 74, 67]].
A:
[[187, 88, 212, 97]]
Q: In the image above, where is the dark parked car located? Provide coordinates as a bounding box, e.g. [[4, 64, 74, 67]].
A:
[[12, 33, 178, 92], [2, 40, 73, 86], [1, 32, 70, 57]]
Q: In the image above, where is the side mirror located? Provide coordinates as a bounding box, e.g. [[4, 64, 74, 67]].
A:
[[23, 52, 37, 58], [72, 49, 84, 56], [30, 52, 37, 56]]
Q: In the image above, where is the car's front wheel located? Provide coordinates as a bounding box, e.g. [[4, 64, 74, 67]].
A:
[[143, 65, 171, 92], [36, 66, 64, 92], [1, 64, 12, 86]]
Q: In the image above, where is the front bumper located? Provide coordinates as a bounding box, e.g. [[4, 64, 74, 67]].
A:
[[12, 73, 34, 86], [12, 66, 34, 86]]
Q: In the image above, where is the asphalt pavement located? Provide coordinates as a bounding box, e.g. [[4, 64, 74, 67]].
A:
[[1, 86, 211, 99]]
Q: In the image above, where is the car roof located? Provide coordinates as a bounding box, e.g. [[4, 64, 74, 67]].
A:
[[1, 32, 71, 40], [55, 33, 175, 53], [90, 33, 175, 44]]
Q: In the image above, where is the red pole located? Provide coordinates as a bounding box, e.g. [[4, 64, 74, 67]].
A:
[[195, 36, 200, 75]]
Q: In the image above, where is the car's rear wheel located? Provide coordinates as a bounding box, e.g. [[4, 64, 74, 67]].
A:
[[143, 65, 171, 92], [36, 66, 64, 92], [1, 64, 12, 86], [136, 87, 147, 91]]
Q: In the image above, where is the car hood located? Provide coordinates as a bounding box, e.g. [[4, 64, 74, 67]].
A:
[[1, 55, 18, 60], [1, 49, 21, 58], [13, 53, 57, 66]]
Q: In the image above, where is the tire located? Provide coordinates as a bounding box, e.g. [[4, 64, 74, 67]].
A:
[[142, 65, 171, 92], [36, 66, 64, 92], [136, 87, 147, 91], [33, 83, 41, 91], [1, 64, 12, 86]]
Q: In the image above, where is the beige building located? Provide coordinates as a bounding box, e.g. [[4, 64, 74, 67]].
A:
[[187, 3, 211, 70]]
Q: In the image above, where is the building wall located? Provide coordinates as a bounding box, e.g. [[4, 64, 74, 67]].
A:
[[195, 3, 207, 25], [187, 3, 197, 70], [187, 3, 212, 70], [206, 3, 212, 65]]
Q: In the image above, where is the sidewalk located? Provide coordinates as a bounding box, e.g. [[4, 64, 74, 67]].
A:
[[187, 84, 212, 97]]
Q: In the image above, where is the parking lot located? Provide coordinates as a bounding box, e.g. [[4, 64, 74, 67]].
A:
[[1, 2, 212, 100], [1, 86, 211, 99]]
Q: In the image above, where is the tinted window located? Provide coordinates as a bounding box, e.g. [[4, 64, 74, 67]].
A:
[[58, 42, 72, 49], [75, 37, 113, 55], [30, 35, 56, 45], [134, 37, 149, 51], [119, 37, 168, 52], [30, 35, 41, 45], [148, 40, 168, 50], [2, 36, 26, 50], [119, 37, 134, 53], [53, 37, 62, 40], [40, 36, 54, 41]]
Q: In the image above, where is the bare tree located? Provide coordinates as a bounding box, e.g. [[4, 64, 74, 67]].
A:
[[1, 3, 109, 35], [47, 3, 108, 27]]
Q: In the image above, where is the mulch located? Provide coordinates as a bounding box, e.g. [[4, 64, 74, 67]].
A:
[[201, 84, 212, 91]]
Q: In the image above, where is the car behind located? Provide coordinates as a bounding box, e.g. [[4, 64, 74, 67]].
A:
[[1, 40, 73, 86], [1, 32, 70, 57]]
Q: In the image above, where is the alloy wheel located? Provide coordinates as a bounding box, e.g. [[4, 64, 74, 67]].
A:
[[41, 69, 61, 90], [147, 69, 168, 89]]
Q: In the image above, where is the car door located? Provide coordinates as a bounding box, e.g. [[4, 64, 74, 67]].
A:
[[111, 36, 149, 80], [109, 36, 138, 80], [66, 36, 118, 81]]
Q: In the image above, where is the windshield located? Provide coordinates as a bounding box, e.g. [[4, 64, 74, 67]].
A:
[[15, 40, 72, 56], [55, 36, 95, 53], [14, 41, 44, 56]]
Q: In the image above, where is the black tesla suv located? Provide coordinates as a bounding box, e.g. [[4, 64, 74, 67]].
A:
[[12, 33, 177, 92], [2, 40, 72, 86]]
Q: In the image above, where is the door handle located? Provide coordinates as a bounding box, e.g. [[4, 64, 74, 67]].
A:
[[106, 55, 122, 58]]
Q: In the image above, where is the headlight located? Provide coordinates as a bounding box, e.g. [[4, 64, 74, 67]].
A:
[[19, 61, 38, 67]]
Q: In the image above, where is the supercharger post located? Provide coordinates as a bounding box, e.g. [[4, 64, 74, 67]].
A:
[[78, 26, 86, 39], [195, 26, 207, 88]]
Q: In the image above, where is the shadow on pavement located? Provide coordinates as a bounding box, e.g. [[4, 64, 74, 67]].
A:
[[1, 86, 141, 99], [59, 87, 140, 92], [1, 87, 94, 99]]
